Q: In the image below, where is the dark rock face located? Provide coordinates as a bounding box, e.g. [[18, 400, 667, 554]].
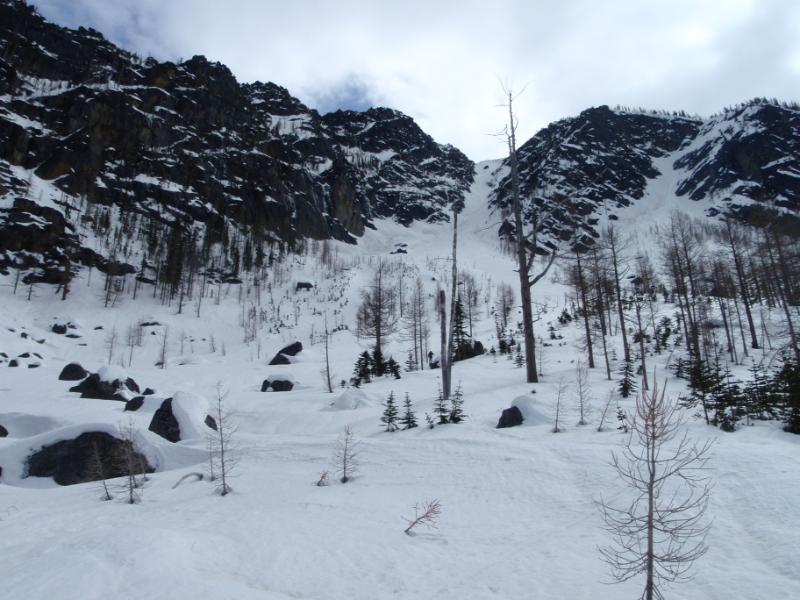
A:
[[0, 423, 7, 437], [268, 341, 303, 365], [491, 101, 800, 249], [204, 414, 217, 431], [496, 406, 524, 429], [8, 359, 18, 367], [260, 380, 271, 392], [69, 373, 137, 401], [58, 362, 89, 381], [51, 323, 67, 334], [27, 431, 153, 485], [143, 387, 155, 396], [148, 398, 180, 442], [0, 1, 473, 284], [269, 380, 294, 392], [124, 397, 144, 412], [295, 282, 313, 291]]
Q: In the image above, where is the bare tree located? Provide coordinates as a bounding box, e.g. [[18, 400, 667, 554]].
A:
[[106, 326, 118, 365], [574, 359, 592, 426], [207, 383, 237, 496], [553, 377, 569, 433], [356, 259, 398, 370], [116, 419, 147, 505], [334, 425, 360, 484], [598, 373, 713, 600], [403, 499, 442, 535], [87, 442, 113, 501], [322, 318, 334, 393], [597, 389, 616, 432], [502, 89, 558, 383]]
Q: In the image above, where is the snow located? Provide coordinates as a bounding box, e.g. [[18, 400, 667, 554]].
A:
[[0, 156, 798, 600]]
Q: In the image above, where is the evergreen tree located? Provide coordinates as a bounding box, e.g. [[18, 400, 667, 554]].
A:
[[351, 351, 372, 387], [386, 357, 401, 379], [450, 384, 466, 423], [424, 413, 435, 429], [778, 358, 800, 434], [400, 393, 418, 430], [372, 347, 386, 377], [514, 344, 524, 368], [433, 384, 449, 424], [381, 391, 399, 432], [619, 355, 637, 398], [405, 351, 417, 372], [452, 297, 471, 361], [616, 405, 629, 433]]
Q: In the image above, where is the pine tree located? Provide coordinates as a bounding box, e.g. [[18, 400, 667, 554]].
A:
[[778, 358, 800, 434], [400, 393, 418, 430], [405, 351, 417, 372], [434, 384, 449, 424], [381, 391, 399, 432], [514, 344, 524, 368], [450, 384, 466, 423], [616, 405, 629, 433], [619, 355, 637, 398], [386, 357, 401, 379], [452, 297, 470, 361], [425, 413, 435, 429], [372, 347, 386, 377]]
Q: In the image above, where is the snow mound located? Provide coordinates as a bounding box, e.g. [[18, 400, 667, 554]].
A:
[[96, 365, 128, 383], [331, 389, 371, 410], [0, 413, 65, 438], [170, 391, 212, 441], [511, 395, 548, 425], [266, 373, 294, 383]]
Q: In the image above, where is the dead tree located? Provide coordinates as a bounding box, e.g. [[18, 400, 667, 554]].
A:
[[356, 259, 398, 372], [334, 425, 360, 484], [598, 373, 713, 600], [403, 499, 442, 535], [88, 442, 113, 501], [503, 89, 557, 384], [208, 383, 237, 496], [117, 419, 146, 505], [574, 359, 591, 425]]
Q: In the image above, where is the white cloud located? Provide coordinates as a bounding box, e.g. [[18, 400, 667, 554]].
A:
[[32, 0, 800, 160]]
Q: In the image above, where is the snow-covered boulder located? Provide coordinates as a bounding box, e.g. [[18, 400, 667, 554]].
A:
[[148, 398, 180, 442], [68, 366, 139, 401], [510, 395, 549, 425], [496, 406, 524, 428], [268, 341, 303, 365], [26, 431, 154, 486], [262, 374, 295, 392], [332, 389, 370, 410], [58, 362, 88, 381], [0, 423, 7, 437], [148, 392, 215, 442]]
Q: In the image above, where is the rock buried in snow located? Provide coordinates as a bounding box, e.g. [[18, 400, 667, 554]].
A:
[[204, 415, 217, 431], [69, 374, 127, 401], [270, 380, 294, 392], [58, 363, 89, 381], [261, 380, 271, 392], [511, 395, 549, 425], [332, 389, 369, 410], [496, 406, 524, 428], [26, 431, 154, 486], [0, 424, 7, 437], [124, 397, 145, 412], [51, 323, 67, 335], [268, 341, 303, 365], [148, 398, 181, 442]]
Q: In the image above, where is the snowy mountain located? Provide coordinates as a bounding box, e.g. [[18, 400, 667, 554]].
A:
[[0, 0, 473, 280], [490, 101, 800, 247]]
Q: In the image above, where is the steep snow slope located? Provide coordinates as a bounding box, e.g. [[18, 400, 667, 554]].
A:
[[1, 163, 799, 600]]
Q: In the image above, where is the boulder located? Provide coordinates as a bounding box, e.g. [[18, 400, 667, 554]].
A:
[[260, 380, 271, 392], [0, 424, 7, 437], [496, 406, 524, 428], [124, 397, 145, 412], [148, 398, 181, 443], [295, 282, 313, 292], [204, 415, 217, 431], [332, 389, 369, 410], [8, 359, 18, 367], [69, 374, 124, 400], [143, 387, 155, 396], [51, 323, 68, 334], [58, 362, 88, 381], [270, 379, 294, 392], [268, 341, 303, 365], [27, 431, 153, 486], [511, 395, 549, 425]]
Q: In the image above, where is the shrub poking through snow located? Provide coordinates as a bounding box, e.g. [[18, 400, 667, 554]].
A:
[[403, 499, 442, 535], [334, 425, 359, 484], [400, 393, 418, 430]]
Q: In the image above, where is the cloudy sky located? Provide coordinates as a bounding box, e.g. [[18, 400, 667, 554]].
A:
[[31, 0, 800, 161]]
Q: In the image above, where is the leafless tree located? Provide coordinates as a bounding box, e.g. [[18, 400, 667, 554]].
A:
[[494, 282, 515, 333], [356, 259, 398, 362], [334, 425, 360, 484], [159, 326, 169, 369], [597, 389, 616, 432], [207, 383, 237, 496], [574, 359, 592, 426], [501, 88, 558, 383], [322, 318, 334, 393], [597, 373, 713, 600], [403, 499, 442, 535], [87, 442, 113, 501], [105, 326, 118, 365], [553, 377, 569, 433], [116, 419, 147, 505]]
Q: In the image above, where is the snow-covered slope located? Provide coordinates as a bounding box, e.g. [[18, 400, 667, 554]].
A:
[[1, 162, 799, 600]]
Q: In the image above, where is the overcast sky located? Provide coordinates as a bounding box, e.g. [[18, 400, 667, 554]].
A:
[[31, 0, 800, 161]]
